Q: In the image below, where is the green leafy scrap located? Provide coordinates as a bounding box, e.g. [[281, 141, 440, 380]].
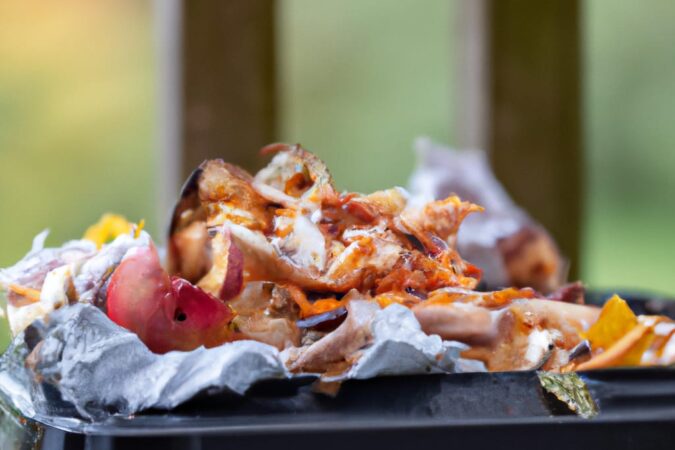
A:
[[538, 371, 599, 419]]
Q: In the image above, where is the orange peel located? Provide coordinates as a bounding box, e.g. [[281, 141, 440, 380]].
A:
[[576, 323, 655, 370], [577, 294, 655, 369], [581, 294, 637, 351]]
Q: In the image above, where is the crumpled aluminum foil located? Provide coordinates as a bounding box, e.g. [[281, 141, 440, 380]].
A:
[[326, 304, 468, 381], [408, 137, 564, 291], [408, 138, 528, 286], [28, 304, 287, 420], [0, 301, 481, 424]]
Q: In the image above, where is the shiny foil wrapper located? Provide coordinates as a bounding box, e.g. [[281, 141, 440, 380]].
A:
[[0, 302, 474, 426], [409, 138, 566, 293]]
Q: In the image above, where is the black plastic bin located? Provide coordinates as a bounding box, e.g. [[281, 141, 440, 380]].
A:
[[3, 291, 674, 450]]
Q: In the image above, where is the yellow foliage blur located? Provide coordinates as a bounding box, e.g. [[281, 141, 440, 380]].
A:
[[0, 0, 156, 346]]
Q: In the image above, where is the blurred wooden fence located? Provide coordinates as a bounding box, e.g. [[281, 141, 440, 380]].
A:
[[157, 0, 581, 274]]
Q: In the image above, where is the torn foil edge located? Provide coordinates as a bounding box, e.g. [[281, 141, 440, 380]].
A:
[[0, 302, 481, 423], [323, 304, 481, 381]]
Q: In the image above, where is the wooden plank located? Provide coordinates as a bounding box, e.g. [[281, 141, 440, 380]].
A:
[[455, 0, 489, 151], [181, 0, 276, 179], [155, 0, 183, 239], [483, 0, 582, 276]]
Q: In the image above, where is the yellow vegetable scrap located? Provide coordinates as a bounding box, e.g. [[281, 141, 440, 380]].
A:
[[581, 294, 637, 351], [83, 214, 139, 248], [577, 295, 655, 370], [135, 219, 146, 238]]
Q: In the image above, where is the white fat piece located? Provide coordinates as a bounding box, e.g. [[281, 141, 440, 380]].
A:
[[31, 229, 50, 253], [254, 151, 292, 186], [324, 237, 400, 281], [271, 214, 326, 271], [208, 202, 258, 225], [73, 231, 151, 303], [0, 234, 95, 290], [660, 335, 675, 365], [5, 230, 152, 335], [310, 209, 322, 223], [7, 264, 71, 336], [643, 322, 675, 365], [341, 223, 387, 243], [251, 181, 298, 208], [524, 328, 555, 368]]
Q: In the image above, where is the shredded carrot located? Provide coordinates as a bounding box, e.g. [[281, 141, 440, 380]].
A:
[[274, 208, 297, 217], [488, 287, 536, 306], [8, 284, 41, 303], [275, 226, 293, 238], [424, 291, 466, 305], [307, 298, 345, 316], [374, 294, 412, 309], [285, 284, 345, 318]]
